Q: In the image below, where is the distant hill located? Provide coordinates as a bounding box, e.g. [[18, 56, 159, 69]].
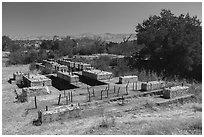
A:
[[71, 33, 136, 43], [8, 33, 136, 43]]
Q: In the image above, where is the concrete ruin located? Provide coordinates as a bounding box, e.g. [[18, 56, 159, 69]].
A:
[[82, 69, 113, 80], [39, 104, 80, 123], [13, 71, 24, 81], [141, 81, 165, 91], [119, 75, 138, 84], [15, 86, 50, 102], [54, 64, 68, 72], [163, 86, 189, 99], [42, 60, 68, 73], [57, 71, 79, 83], [23, 74, 52, 87], [57, 59, 91, 71]]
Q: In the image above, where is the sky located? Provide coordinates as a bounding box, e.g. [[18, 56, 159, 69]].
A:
[[2, 2, 202, 37]]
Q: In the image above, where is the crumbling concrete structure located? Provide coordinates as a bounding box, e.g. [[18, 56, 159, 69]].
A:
[[163, 86, 189, 99], [79, 63, 91, 71], [119, 75, 138, 84], [57, 59, 91, 71], [141, 81, 165, 91], [57, 71, 79, 83], [13, 71, 24, 82], [23, 74, 52, 87], [54, 64, 68, 72], [82, 69, 112, 80], [39, 104, 80, 123], [15, 86, 50, 102]]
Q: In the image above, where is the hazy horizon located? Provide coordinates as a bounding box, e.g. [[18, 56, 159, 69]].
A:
[[3, 2, 202, 38]]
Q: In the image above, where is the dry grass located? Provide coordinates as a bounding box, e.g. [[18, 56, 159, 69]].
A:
[[99, 115, 116, 128], [140, 116, 202, 135], [2, 64, 202, 135], [191, 103, 202, 112]]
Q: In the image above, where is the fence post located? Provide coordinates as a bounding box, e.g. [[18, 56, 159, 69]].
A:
[[133, 82, 134, 91], [46, 106, 48, 111], [136, 82, 137, 90], [101, 90, 103, 100], [34, 96, 37, 109], [117, 87, 120, 97], [93, 89, 95, 97], [58, 94, 61, 105], [66, 96, 68, 105], [68, 92, 70, 101], [126, 85, 128, 95], [71, 92, 73, 102], [114, 85, 115, 93], [107, 89, 109, 98], [88, 90, 90, 102]]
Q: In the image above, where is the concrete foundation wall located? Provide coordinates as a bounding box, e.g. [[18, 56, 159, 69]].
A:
[[141, 81, 165, 91], [119, 75, 138, 84], [163, 86, 189, 99], [23, 74, 52, 87], [57, 59, 91, 71], [40, 104, 80, 123], [82, 69, 112, 80], [57, 72, 79, 83], [22, 86, 51, 97]]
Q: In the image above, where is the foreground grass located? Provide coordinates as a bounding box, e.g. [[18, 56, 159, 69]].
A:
[[2, 64, 202, 135], [140, 117, 202, 135]]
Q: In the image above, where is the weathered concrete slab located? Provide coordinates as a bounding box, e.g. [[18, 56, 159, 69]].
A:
[[163, 86, 189, 99], [57, 71, 79, 83], [22, 86, 51, 97], [156, 94, 194, 105], [23, 74, 52, 87], [119, 75, 138, 84], [141, 81, 165, 91], [82, 69, 112, 80], [39, 104, 80, 123], [15, 86, 50, 102]]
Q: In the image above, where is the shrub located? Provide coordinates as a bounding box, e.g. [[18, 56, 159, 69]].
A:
[[99, 114, 116, 128]]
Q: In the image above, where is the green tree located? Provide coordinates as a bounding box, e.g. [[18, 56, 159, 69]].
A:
[[2, 36, 12, 51], [136, 9, 202, 81]]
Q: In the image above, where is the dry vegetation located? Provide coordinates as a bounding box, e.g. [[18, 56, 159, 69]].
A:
[[2, 65, 202, 135]]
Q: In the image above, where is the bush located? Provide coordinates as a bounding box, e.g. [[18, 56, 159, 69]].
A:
[[99, 114, 116, 128]]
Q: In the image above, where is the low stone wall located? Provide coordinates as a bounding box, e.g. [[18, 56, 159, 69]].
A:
[[82, 69, 112, 80], [141, 81, 165, 91], [15, 86, 50, 102], [119, 75, 138, 84], [22, 86, 51, 97], [39, 104, 81, 123], [57, 71, 79, 83], [163, 86, 189, 99]]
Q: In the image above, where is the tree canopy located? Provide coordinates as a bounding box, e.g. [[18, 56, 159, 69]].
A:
[[135, 9, 202, 81]]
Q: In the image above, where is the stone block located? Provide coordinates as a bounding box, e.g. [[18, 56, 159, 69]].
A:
[[23, 74, 52, 87], [82, 69, 112, 80], [22, 86, 51, 97], [141, 81, 165, 91], [57, 71, 79, 83], [163, 86, 189, 99], [40, 104, 80, 123], [119, 75, 138, 84]]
